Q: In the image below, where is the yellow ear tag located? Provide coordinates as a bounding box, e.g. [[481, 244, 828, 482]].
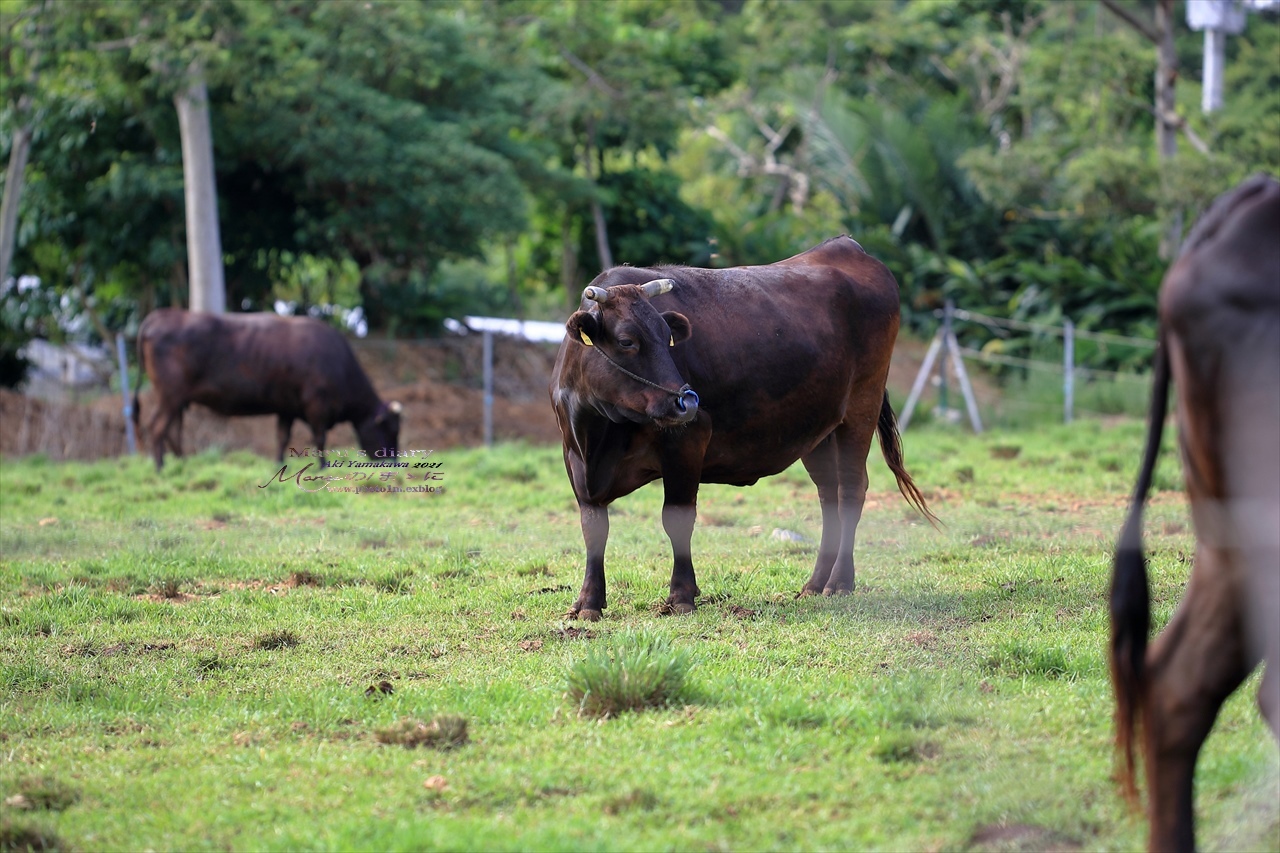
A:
[[580, 331, 594, 346], [669, 336, 674, 347]]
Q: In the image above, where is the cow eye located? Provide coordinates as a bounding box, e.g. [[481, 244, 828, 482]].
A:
[[617, 338, 637, 349]]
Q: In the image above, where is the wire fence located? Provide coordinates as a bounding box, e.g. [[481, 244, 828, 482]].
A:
[[903, 303, 1159, 431]]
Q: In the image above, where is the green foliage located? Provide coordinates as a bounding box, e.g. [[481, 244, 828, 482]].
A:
[[566, 631, 694, 718], [4, 0, 1278, 350], [583, 167, 717, 269]]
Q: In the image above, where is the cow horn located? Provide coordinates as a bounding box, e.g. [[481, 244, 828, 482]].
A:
[[389, 401, 402, 414], [639, 278, 674, 298], [583, 286, 612, 303]]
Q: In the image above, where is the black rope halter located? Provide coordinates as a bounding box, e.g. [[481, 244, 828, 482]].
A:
[[591, 344, 696, 407], [581, 278, 700, 412]]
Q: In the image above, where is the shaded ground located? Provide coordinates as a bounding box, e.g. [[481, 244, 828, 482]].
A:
[[0, 334, 978, 462]]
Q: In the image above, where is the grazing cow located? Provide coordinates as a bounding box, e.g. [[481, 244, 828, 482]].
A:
[[135, 308, 401, 470], [549, 236, 935, 621], [1111, 174, 1280, 852]]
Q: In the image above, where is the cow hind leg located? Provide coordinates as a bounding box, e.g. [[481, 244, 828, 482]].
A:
[[800, 434, 839, 596], [167, 408, 185, 458], [148, 405, 181, 470], [818, 418, 875, 596], [1143, 546, 1253, 853]]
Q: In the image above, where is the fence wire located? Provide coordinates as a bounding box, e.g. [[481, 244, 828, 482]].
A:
[[943, 308, 1158, 349]]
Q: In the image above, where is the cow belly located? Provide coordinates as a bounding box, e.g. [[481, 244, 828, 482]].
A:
[[189, 384, 306, 419], [700, 424, 839, 485]]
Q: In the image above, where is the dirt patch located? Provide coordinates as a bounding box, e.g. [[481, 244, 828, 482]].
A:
[[374, 715, 468, 750], [968, 823, 1081, 852], [554, 626, 596, 640], [135, 592, 200, 605]]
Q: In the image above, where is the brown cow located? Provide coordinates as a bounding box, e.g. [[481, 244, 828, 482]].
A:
[[135, 309, 401, 470], [549, 236, 935, 621], [1111, 174, 1280, 852]]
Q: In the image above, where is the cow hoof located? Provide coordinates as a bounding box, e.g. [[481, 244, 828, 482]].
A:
[[822, 587, 852, 597], [574, 608, 603, 622], [796, 586, 822, 598], [670, 602, 695, 616]]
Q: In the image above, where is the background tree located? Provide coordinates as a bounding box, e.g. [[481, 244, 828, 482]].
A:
[[2, 0, 1276, 369]]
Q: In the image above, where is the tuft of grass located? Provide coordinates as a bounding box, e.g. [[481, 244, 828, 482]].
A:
[[150, 577, 183, 599], [603, 787, 660, 815], [872, 733, 940, 764], [253, 629, 300, 651], [373, 568, 413, 594], [290, 570, 322, 587], [4, 776, 79, 812], [566, 631, 693, 718], [0, 819, 66, 852], [984, 640, 1075, 679], [373, 716, 468, 750]]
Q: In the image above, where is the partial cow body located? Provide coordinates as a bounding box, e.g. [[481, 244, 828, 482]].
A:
[[135, 309, 400, 469], [550, 236, 934, 620], [1111, 174, 1280, 852]]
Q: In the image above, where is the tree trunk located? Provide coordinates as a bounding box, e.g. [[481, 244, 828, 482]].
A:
[[174, 63, 226, 313], [581, 123, 613, 271], [0, 123, 32, 286], [1155, 0, 1182, 259], [560, 208, 579, 303]]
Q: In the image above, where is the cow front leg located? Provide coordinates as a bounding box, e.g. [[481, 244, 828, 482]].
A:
[[1143, 546, 1252, 853], [308, 424, 328, 468], [276, 415, 294, 462], [570, 503, 609, 621], [662, 501, 699, 614], [659, 427, 708, 614]]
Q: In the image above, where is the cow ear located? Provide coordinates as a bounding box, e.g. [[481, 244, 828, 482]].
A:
[[566, 311, 600, 347], [663, 312, 692, 346]]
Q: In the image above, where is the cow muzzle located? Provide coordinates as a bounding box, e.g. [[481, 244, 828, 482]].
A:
[[662, 385, 699, 426], [676, 387, 699, 414]]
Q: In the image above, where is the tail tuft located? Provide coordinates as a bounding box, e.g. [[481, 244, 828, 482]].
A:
[[876, 393, 940, 528]]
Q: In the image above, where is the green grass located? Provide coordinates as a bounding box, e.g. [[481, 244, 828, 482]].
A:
[[566, 631, 693, 718], [1, 423, 1276, 851]]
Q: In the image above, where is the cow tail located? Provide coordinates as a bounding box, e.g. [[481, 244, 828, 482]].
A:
[[1110, 339, 1169, 809], [876, 392, 940, 529]]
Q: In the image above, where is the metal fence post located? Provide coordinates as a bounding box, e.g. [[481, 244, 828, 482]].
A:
[[1063, 318, 1074, 424], [482, 329, 494, 448], [939, 300, 953, 414], [116, 333, 136, 454]]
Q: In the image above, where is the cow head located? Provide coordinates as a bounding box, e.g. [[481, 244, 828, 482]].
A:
[[565, 279, 698, 428], [356, 400, 402, 457]]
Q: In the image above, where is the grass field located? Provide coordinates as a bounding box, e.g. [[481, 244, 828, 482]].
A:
[[2, 421, 1277, 851]]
